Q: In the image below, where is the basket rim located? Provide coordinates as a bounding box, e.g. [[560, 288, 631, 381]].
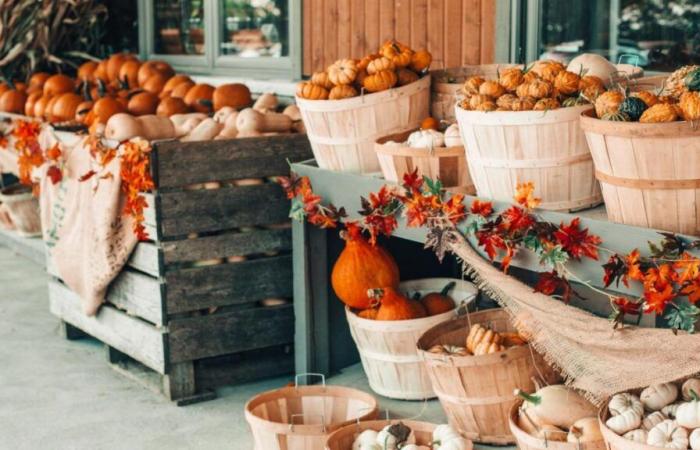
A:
[[455, 103, 593, 125], [580, 108, 700, 137]]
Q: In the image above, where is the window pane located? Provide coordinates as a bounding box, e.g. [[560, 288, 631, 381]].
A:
[[220, 0, 289, 58], [538, 0, 700, 71], [154, 0, 205, 55]]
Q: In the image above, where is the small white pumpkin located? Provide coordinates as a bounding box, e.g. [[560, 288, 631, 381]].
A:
[[566, 53, 618, 86], [609, 393, 644, 417], [682, 379, 700, 401], [662, 402, 683, 419], [357, 444, 381, 450], [443, 123, 462, 147], [641, 383, 679, 411], [567, 417, 603, 443], [643, 411, 668, 431], [352, 429, 379, 450], [690, 428, 700, 450], [406, 129, 445, 149], [646, 420, 688, 449], [623, 429, 648, 443], [606, 409, 642, 435], [376, 425, 400, 449], [676, 393, 700, 429], [432, 424, 471, 450], [400, 446, 430, 450]]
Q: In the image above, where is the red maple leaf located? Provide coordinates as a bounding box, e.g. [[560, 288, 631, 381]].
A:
[[613, 296, 642, 315], [643, 283, 675, 314], [681, 278, 700, 304], [624, 249, 644, 285], [402, 168, 423, 191], [308, 212, 339, 229], [643, 264, 677, 292], [78, 170, 97, 182], [369, 185, 395, 209], [553, 218, 602, 260], [674, 252, 700, 284], [477, 231, 507, 261], [470, 199, 493, 218], [533, 270, 573, 303], [500, 206, 534, 233], [46, 165, 62, 185]]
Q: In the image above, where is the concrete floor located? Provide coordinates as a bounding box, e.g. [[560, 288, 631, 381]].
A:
[[1, 245, 493, 450]]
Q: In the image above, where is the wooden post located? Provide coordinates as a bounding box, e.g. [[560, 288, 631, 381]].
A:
[[162, 361, 196, 401]]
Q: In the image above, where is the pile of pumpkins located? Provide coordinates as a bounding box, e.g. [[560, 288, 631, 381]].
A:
[[383, 117, 462, 150], [296, 39, 432, 100], [604, 379, 700, 449], [428, 322, 527, 357], [351, 423, 469, 450], [593, 65, 700, 123]]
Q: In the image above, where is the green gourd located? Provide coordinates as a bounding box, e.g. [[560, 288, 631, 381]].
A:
[[618, 96, 648, 121], [685, 68, 700, 92]]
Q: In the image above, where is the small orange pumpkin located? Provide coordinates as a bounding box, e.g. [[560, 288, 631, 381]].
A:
[[396, 68, 419, 86], [527, 80, 553, 99], [380, 40, 413, 68], [184, 83, 215, 113], [680, 91, 700, 121], [75, 101, 94, 123], [212, 83, 252, 111], [594, 91, 624, 118], [161, 74, 192, 97], [530, 60, 566, 83], [328, 58, 358, 85], [496, 93, 518, 110], [410, 49, 432, 73], [499, 67, 524, 92], [329, 84, 357, 100], [639, 103, 679, 123], [469, 94, 492, 110], [366, 56, 395, 75], [33, 95, 52, 118], [631, 90, 659, 108], [479, 80, 506, 98], [0, 90, 27, 114], [475, 101, 498, 112], [296, 82, 329, 100], [463, 76, 485, 95], [49, 92, 83, 122], [363, 70, 397, 93], [127, 91, 160, 116], [533, 97, 561, 111], [511, 97, 536, 111], [420, 282, 456, 316], [357, 54, 379, 72], [106, 53, 138, 83], [43, 74, 74, 97], [553, 71, 580, 96], [310, 71, 334, 90], [24, 91, 42, 117], [578, 75, 606, 101], [93, 59, 109, 83], [357, 308, 379, 320], [141, 73, 169, 95], [137, 60, 175, 87], [118, 59, 141, 89], [28, 72, 51, 92], [156, 97, 190, 117], [420, 117, 440, 130], [370, 287, 426, 321], [77, 61, 98, 83], [170, 80, 195, 99], [92, 97, 126, 124]]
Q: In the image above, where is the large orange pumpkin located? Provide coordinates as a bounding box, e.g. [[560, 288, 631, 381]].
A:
[[184, 83, 215, 113], [118, 59, 141, 89], [33, 95, 52, 118], [370, 287, 426, 321], [141, 73, 169, 95], [0, 90, 27, 114], [161, 74, 192, 97], [43, 74, 74, 97], [50, 93, 83, 122], [92, 97, 126, 124], [94, 60, 109, 82], [170, 80, 195, 99], [106, 53, 138, 83], [212, 83, 252, 111], [156, 97, 189, 116], [44, 96, 60, 121], [137, 60, 175, 87], [28, 72, 51, 92], [77, 61, 98, 83], [127, 91, 159, 116], [330, 224, 400, 309]]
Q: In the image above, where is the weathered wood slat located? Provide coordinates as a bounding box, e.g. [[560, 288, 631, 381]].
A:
[[158, 183, 290, 238], [48, 279, 167, 374], [107, 269, 165, 326], [165, 255, 293, 314], [128, 241, 161, 277], [168, 305, 295, 363], [0, 227, 46, 267], [161, 227, 291, 264], [196, 346, 294, 390]]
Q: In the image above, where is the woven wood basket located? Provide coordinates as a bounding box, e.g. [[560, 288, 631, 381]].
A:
[[416, 308, 560, 445], [509, 400, 606, 450], [580, 109, 700, 235], [346, 278, 478, 400], [455, 104, 602, 211], [296, 76, 430, 174], [0, 184, 41, 237], [325, 419, 443, 449], [244, 375, 379, 450], [375, 129, 475, 194]]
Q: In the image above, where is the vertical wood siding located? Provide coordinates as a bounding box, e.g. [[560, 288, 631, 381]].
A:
[[302, 0, 496, 75]]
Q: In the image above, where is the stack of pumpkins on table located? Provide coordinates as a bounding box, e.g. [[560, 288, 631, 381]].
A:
[[296, 40, 432, 100], [0, 53, 303, 142]]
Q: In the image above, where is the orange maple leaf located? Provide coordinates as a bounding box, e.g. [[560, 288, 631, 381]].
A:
[[514, 182, 541, 209], [45, 143, 62, 162], [624, 249, 644, 285], [681, 278, 700, 304], [644, 283, 675, 314], [674, 252, 700, 284], [643, 264, 677, 292]]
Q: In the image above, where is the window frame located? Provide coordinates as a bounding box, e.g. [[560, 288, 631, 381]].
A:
[[138, 0, 302, 80]]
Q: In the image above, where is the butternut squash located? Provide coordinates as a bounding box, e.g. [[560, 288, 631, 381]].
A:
[[282, 104, 301, 121], [237, 129, 264, 138], [135, 115, 176, 141], [181, 118, 223, 142], [170, 113, 207, 137], [216, 125, 238, 140], [253, 92, 278, 112], [104, 113, 144, 141], [236, 108, 292, 133], [213, 106, 236, 124]]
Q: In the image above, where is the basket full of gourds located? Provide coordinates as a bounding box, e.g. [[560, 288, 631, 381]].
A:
[[295, 40, 433, 174]]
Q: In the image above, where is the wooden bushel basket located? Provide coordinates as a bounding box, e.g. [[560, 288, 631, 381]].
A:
[[375, 129, 475, 194], [581, 109, 700, 235], [416, 308, 560, 445], [346, 278, 477, 400], [455, 105, 602, 211], [325, 420, 448, 450], [599, 404, 656, 450], [296, 76, 430, 174], [0, 184, 41, 237], [244, 374, 379, 450], [509, 400, 606, 450]]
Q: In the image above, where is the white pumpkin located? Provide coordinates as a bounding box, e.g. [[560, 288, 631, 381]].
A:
[[662, 402, 683, 419], [641, 383, 679, 411], [357, 444, 381, 450], [566, 53, 618, 86], [400, 446, 430, 450], [443, 124, 462, 147], [646, 420, 688, 449], [406, 129, 445, 149], [352, 430, 379, 450], [676, 395, 700, 429], [623, 429, 648, 443], [609, 393, 644, 417], [690, 428, 700, 450], [376, 425, 399, 450], [643, 411, 668, 431], [566, 417, 603, 443], [432, 424, 470, 450], [606, 409, 642, 435], [682, 379, 700, 401]]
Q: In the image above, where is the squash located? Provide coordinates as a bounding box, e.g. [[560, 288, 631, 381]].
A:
[[567, 417, 603, 444], [553, 70, 580, 96], [118, 59, 141, 89], [479, 80, 505, 98], [43, 95, 60, 121], [135, 115, 176, 141], [310, 71, 334, 90], [352, 429, 380, 450], [662, 403, 683, 419], [172, 116, 205, 138], [381, 40, 413, 68], [49, 92, 82, 122], [33, 95, 52, 118], [681, 379, 700, 401], [396, 68, 419, 86], [468, 94, 492, 110], [363, 70, 397, 93], [499, 67, 524, 92], [511, 97, 536, 111], [632, 90, 659, 108], [156, 97, 189, 117], [475, 101, 497, 111], [329, 84, 357, 100], [357, 307, 379, 320], [623, 429, 648, 443], [473, 341, 505, 355], [28, 72, 51, 91], [369, 287, 424, 321], [578, 75, 606, 101], [282, 104, 301, 122], [530, 60, 566, 83], [462, 76, 485, 95], [410, 49, 432, 73], [496, 93, 518, 110], [104, 113, 144, 141], [515, 82, 531, 99], [170, 80, 195, 99], [213, 106, 236, 124], [567, 53, 617, 86], [420, 116, 440, 131], [184, 84, 215, 113], [0, 90, 27, 114], [296, 82, 329, 100], [141, 73, 169, 95], [137, 60, 174, 87], [618, 96, 648, 121], [420, 282, 456, 316], [236, 108, 292, 133], [691, 428, 700, 450], [517, 385, 597, 429], [680, 91, 700, 121], [181, 118, 223, 142], [367, 56, 395, 75], [466, 324, 502, 353], [594, 91, 624, 118], [607, 409, 642, 435], [24, 91, 42, 117], [646, 419, 688, 449], [527, 80, 553, 99], [253, 93, 278, 112], [642, 411, 667, 431], [161, 75, 192, 97], [128, 91, 159, 116], [685, 67, 700, 92], [43, 74, 74, 97], [75, 101, 93, 123], [93, 59, 108, 82], [641, 383, 679, 411], [676, 390, 700, 429], [443, 124, 461, 147], [330, 224, 400, 309], [92, 97, 126, 124], [328, 58, 358, 85], [76, 62, 97, 83], [213, 83, 252, 111], [610, 393, 644, 417]]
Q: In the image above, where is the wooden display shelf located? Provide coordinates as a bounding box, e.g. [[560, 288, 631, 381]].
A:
[[0, 226, 45, 267], [48, 134, 312, 404]]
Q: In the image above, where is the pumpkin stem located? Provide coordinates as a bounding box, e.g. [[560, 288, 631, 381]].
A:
[[367, 288, 384, 301], [440, 281, 456, 296], [690, 389, 699, 401], [515, 389, 542, 405], [343, 222, 364, 242]]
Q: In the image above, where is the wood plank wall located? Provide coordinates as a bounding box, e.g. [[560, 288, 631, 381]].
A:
[[302, 0, 496, 76]]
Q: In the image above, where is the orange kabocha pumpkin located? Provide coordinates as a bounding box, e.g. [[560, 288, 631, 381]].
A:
[[0, 89, 27, 114], [380, 40, 413, 68], [421, 117, 439, 130], [310, 71, 334, 90], [77, 61, 98, 83], [75, 101, 94, 123], [420, 282, 457, 316], [161, 74, 192, 97], [137, 60, 175, 87], [24, 91, 42, 117], [331, 224, 400, 309], [296, 82, 329, 100], [28, 72, 51, 93], [43, 74, 74, 97], [33, 95, 52, 118], [213, 83, 252, 110], [410, 49, 432, 73], [118, 59, 141, 89], [141, 73, 169, 95], [329, 84, 357, 100], [92, 97, 126, 124], [50, 92, 83, 122], [370, 287, 426, 321], [93, 59, 109, 83], [128, 91, 159, 116], [363, 70, 397, 93], [184, 83, 215, 113], [156, 97, 189, 116], [106, 53, 138, 83], [170, 80, 195, 99]]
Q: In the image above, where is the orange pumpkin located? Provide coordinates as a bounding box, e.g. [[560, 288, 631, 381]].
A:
[[296, 82, 329, 100], [156, 97, 189, 117], [396, 68, 419, 86], [475, 101, 498, 111], [77, 61, 98, 83], [212, 83, 252, 111], [184, 83, 215, 113], [421, 117, 440, 130], [33, 95, 52, 118], [170, 80, 195, 99], [50, 93, 83, 122], [161, 74, 193, 97], [43, 96, 60, 121], [28, 72, 51, 92], [75, 101, 94, 123], [578, 75, 606, 101], [357, 308, 379, 320], [463, 76, 485, 95], [469, 94, 492, 110], [496, 94, 518, 110], [330, 224, 400, 309], [553, 71, 580, 96], [92, 97, 126, 124], [310, 71, 334, 90], [511, 97, 536, 111], [530, 60, 566, 83], [141, 73, 169, 95], [127, 91, 159, 116], [118, 59, 141, 89], [137, 60, 174, 87], [533, 97, 561, 111], [106, 53, 138, 83], [639, 103, 679, 123], [329, 84, 357, 100], [0, 90, 27, 114], [632, 90, 659, 108], [381, 40, 413, 68], [498, 68, 524, 92], [527, 80, 553, 99], [479, 80, 506, 98], [420, 282, 456, 316], [93, 60, 109, 82], [594, 91, 624, 118], [328, 59, 358, 85], [363, 70, 397, 93], [24, 91, 42, 117], [357, 54, 379, 72], [43, 74, 74, 97], [410, 49, 432, 73], [680, 91, 700, 121], [366, 56, 395, 75], [370, 287, 425, 321]]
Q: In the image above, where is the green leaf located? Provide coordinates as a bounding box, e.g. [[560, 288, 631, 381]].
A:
[[523, 234, 543, 253], [423, 177, 443, 196], [539, 245, 569, 269], [289, 198, 306, 222], [464, 214, 486, 235], [665, 303, 700, 334]]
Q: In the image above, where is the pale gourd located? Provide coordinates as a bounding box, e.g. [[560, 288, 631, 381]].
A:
[[567, 53, 617, 86], [643, 411, 667, 431], [682, 379, 700, 401], [213, 106, 236, 124], [400, 446, 430, 450], [623, 429, 648, 443], [516, 385, 598, 429], [236, 108, 292, 133], [170, 113, 207, 136], [606, 409, 642, 435], [690, 428, 700, 450], [181, 118, 223, 142], [641, 383, 679, 411], [663, 402, 683, 419], [253, 92, 278, 112], [282, 104, 301, 122], [646, 419, 688, 449], [406, 129, 445, 149], [432, 424, 470, 450], [376, 425, 400, 450], [352, 430, 379, 450], [675, 391, 700, 429], [237, 130, 264, 138], [104, 113, 143, 141], [215, 125, 238, 140], [175, 117, 205, 137], [136, 115, 176, 141], [567, 417, 603, 444], [444, 123, 462, 147], [609, 393, 644, 417], [517, 408, 542, 435]]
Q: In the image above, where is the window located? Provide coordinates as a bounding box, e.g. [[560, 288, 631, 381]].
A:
[[139, 0, 301, 79], [519, 0, 700, 71]]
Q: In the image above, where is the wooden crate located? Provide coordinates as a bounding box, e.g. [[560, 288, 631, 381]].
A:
[[48, 134, 313, 405]]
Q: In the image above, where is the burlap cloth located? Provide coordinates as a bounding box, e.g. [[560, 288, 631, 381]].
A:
[[449, 232, 700, 404], [39, 132, 138, 316]]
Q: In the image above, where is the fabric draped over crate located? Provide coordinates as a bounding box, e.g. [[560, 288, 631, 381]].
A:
[[448, 231, 700, 404]]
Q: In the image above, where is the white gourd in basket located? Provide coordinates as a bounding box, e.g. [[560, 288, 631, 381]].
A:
[[642, 411, 668, 431], [690, 428, 700, 450], [682, 379, 700, 401], [443, 124, 461, 147], [676, 390, 700, 429], [663, 402, 683, 419], [623, 428, 648, 443], [646, 419, 688, 449], [516, 385, 597, 429], [606, 410, 642, 435], [606, 393, 643, 434], [406, 129, 444, 149], [641, 383, 679, 411]]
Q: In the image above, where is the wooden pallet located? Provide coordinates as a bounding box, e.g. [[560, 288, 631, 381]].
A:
[[49, 134, 312, 404], [0, 226, 45, 267]]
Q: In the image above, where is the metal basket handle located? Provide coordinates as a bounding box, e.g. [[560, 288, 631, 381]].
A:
[[289, 413, 326, 433], [295, 373, 326, 389]]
